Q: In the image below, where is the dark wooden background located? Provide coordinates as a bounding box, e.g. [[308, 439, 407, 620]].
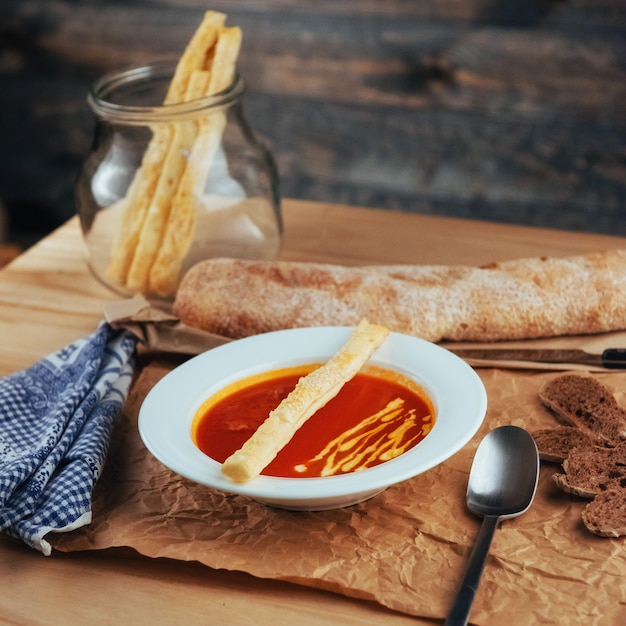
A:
[[1, 0, 625, 249]]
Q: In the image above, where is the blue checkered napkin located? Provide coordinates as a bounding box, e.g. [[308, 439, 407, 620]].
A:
[[0, 322, 136, 555]]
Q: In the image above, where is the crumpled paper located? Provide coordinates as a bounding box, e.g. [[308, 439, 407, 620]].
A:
[[50, 355, 626, 625], [104, 296, 229, 355]]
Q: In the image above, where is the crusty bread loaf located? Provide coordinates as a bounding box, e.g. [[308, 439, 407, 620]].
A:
[[581, 489, 626, 538], [552, 442, 626, 498], [173, 249, 626, 342], [539, 375, 626, 444], [532, 426, 605, 464]]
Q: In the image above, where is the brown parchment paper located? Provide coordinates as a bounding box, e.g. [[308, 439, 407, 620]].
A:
[[50, 351, 626, 625]]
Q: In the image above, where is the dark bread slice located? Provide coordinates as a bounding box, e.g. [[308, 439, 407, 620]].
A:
[[536, 374, 626, 538], [581, 489, 626, 538], [552, 442, 626, 498], [532, 426, 606, 464], [539, 374, 626, 445]]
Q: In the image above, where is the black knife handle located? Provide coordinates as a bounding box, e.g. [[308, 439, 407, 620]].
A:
[[602, 348, 626, 369]]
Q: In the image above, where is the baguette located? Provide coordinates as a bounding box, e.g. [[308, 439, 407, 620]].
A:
[[173, 249, 626, 342]]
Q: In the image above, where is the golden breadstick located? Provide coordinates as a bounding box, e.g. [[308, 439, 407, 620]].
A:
[[106, 11, 225, 288], [124, 71, 211, 292], [146, 114, 226, 296], [205, 25, 242, 93], [105, 124, 172, 286], [164, 11, 225, 105], [148, 26, 242, 297], [221, 320, 391, 483]]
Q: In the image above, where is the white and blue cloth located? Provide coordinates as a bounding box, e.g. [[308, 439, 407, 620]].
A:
[[0, 323, 136, 555]]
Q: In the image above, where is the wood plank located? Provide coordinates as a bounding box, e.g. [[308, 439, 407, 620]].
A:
[[245, 96, 625, 232], [0, 541, 423, 626], [279, 199, 626, 266], [1, 0, 624, 244]]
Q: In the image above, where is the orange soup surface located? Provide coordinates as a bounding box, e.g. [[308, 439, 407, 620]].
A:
[[192, 365, 435, 478]]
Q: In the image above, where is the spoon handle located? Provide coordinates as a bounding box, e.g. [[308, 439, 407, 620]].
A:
[[445, 515, 500, 626]]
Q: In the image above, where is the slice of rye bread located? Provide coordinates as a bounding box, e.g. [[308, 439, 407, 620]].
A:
[[538, 374, 626, 445], [552, 441, 626, 498], [581, 489, 626, 538], [532, 426, 607, 464]]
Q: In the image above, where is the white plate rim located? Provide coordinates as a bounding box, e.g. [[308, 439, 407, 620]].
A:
[[138, 326, 487, 503]]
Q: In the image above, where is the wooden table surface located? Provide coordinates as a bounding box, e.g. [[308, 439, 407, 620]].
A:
[[1, 199, 625, 625]]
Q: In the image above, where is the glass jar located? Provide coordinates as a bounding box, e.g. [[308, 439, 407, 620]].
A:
[[76, 62, 282, 301]]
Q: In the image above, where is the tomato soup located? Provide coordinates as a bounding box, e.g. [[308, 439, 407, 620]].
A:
[[192, 364, 435, 478]]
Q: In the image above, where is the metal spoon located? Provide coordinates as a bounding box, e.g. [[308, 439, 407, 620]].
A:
[[445, 425, 539, 626]]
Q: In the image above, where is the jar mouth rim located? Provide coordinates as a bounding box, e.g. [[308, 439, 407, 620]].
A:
[[88, 60, 244, 122]]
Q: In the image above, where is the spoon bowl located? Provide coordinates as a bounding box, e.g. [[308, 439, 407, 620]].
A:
[[445, 425, 539, 626], [466, 425, 539, 519]]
